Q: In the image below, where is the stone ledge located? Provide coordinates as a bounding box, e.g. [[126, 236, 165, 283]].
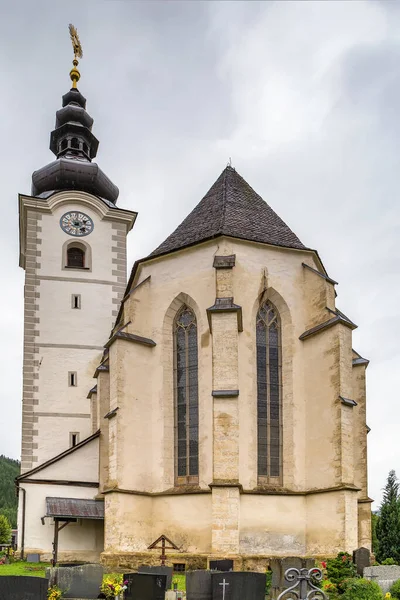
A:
[[302, 262, 338, 285], [207, 297, 243, 332], [299, 314, 357, 341], [340, 395, 357, 407], [104, 330, 156, 350], [212, 390, 239, 398], [213, 255, 236, 269]]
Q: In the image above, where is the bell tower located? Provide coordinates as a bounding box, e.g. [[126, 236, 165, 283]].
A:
[[19, 26, 136, 473]]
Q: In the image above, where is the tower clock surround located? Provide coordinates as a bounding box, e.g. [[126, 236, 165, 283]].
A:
[[60, 210, 94, 237]]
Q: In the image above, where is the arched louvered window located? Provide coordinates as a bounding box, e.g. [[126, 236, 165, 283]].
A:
[[67, 246, 85, 269], [174, 306, 199, 484], [256, 301, 282, 481]]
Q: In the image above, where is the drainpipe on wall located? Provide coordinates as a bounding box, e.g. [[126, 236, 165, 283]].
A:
[[15, 481, 26, 560]]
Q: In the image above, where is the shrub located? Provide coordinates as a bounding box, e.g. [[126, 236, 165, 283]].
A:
[[265, 570, 272, 597], [0, 515, 11, 544], [326, 552, 358, 594], [341, 578, 383, 600], [390, 579, 400, 599], [383, 559, 397, 566], [322, 579, 339, 598]]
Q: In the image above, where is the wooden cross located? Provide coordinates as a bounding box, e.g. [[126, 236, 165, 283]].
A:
[[147, 534, 179, 565]]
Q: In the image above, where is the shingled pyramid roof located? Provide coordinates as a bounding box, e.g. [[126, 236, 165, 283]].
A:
[[150, 166, 305, 258]]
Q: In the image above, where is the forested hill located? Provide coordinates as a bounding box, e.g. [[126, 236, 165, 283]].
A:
[[0, 455, 20, 528]]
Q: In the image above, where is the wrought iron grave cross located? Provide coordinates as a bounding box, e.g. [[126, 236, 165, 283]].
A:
[[277, 567, 327, 600]]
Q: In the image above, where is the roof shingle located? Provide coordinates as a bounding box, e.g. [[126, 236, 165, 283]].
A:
[[150, 166, 305, 258]]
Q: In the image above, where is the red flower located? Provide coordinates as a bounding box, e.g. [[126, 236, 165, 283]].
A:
[[321, 562, 327, 569]]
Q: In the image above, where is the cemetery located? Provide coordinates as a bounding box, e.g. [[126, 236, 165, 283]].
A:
[[1, 548, 400, 600]]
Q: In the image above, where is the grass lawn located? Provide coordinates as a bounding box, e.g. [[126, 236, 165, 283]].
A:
[[0, 562, 50, 577], [172, 573, 186, 591]]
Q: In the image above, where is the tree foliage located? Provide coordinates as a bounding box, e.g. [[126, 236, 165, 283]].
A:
[[0, 455, 20, 528], [376, 470, 400, 563], [0, 514, 11, 544], [371, 512, 380, 556]]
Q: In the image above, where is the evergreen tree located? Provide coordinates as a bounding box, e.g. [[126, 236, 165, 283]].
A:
[[0, 455, 20, 528], [0, 514, 11, 544], [376, 470, 400, 562], [371, 512, 380, 556]]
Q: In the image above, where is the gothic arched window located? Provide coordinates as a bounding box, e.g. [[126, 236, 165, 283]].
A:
[[256, 301, 282, 481], [174, 306, 199, 484], [67, 246, 85, 268]]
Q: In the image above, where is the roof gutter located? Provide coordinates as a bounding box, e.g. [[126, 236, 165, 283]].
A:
[[15, 480, 26, 560]]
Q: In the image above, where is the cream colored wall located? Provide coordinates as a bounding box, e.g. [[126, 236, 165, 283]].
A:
[[36, 346, 99, 462], [117, 237, 345, 493], [31, 437, 99, 482], [104, 492, 212, 554], [100, 235, 367, 558], [38, 280, 114, 347], [36, 416, 92, 465], [18, 483, 102, 559], [306, 490, 358, 555], [240, 494, 306, 555], [39, 202, 115, 281], [20, 190, 132, 470]]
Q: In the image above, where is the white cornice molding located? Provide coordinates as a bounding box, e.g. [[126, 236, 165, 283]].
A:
[[19, 190, 137, 268]]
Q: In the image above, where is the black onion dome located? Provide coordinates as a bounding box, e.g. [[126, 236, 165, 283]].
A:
[[31, 87, 119, 204]]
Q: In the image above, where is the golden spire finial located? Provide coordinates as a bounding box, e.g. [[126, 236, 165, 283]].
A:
[[68, 24, 83, 89]]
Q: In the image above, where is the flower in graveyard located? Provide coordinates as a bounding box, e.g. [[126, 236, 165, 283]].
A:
[[321, 561, 327, 569], [386, 594, 391, 599]]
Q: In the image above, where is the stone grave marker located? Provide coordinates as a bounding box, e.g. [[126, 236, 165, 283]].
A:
[[0, 576, 48, 600], [138, 565, 173, 589], [186, 570, 212, 600], [364, 565, 400, 593], [124, 572, 167, 600], [212, 572, 266, 600], [209, 560, 233, 572], [270, 557, 315, 599], [46, 563, 104, 599], [353, 547, 371, 577], [26, 553, 40, 563]]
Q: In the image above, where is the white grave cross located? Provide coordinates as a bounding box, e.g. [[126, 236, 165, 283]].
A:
[[219, 578, 229, 600]]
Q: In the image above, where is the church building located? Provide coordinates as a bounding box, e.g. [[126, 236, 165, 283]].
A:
[[16, 39, 371, 569]]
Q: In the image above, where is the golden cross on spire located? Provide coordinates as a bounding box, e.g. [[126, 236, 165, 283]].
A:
[[68, 24, 83, 88]]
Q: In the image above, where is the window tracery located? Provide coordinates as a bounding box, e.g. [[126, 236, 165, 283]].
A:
[[256, 301, 282, 481]]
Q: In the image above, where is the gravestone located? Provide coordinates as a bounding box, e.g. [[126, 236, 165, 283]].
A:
[[46, 563, 104, 599], [186, 570, 212, 600], [0, 576, 48, 600], [209, 560, 234, 572], [124, 572, 167, 600], [212, 572, 266, 600], [364, 565, 400, 593], [270, 557, 315, 599], [353, 547, 371, 577], [138, 565, 173, 589], [26, 553, 40, 563]]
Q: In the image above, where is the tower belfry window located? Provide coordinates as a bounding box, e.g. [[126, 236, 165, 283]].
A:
[[67, 247, 85, 268]]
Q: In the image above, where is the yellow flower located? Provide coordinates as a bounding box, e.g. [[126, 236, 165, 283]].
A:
[[386, 594, 391, 599]]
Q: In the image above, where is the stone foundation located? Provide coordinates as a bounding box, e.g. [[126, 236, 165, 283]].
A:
[[100, 552, 336, 572]]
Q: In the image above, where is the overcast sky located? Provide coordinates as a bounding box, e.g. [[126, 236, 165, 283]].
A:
[[0, 0, 399, 508]]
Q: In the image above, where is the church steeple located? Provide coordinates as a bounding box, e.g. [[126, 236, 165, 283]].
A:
[[31, 24, 119, 204]]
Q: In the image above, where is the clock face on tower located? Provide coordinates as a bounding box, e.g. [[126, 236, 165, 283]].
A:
[[60, 212, 94, 237]]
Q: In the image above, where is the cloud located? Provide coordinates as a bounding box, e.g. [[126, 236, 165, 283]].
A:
[[0, 1, 398, 509]]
